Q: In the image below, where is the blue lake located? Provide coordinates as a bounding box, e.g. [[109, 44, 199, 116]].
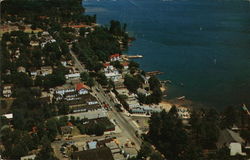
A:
[[83, 0, 250, 108]]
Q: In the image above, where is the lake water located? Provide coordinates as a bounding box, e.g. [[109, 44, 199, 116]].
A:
[[83, 0, 250, 109]]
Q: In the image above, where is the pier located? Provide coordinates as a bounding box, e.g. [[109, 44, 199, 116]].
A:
[[123, 54, 143, 59], [146, 71, 164, 76]]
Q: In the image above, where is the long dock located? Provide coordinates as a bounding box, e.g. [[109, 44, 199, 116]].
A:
[[123, 54, 143, 59]]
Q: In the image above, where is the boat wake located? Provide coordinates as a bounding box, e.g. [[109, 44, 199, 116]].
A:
[[126, 0, 139, 8]]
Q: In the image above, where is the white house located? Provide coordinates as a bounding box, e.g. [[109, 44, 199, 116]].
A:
[[2, 113, 13, 119], [103, 63, 114, 72], [2, 84, 13, 98], [105, 71, 122, 82], [20, 154, 36, 160], [55, 85, 76, 96]]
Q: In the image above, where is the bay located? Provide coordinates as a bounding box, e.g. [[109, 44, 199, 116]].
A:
[[83, 0, 250, 109]]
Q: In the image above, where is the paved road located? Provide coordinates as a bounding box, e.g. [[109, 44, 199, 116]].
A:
[[69, 45, 87, 73], [92, 85, 142, 150], [69, 47, 142, 150]]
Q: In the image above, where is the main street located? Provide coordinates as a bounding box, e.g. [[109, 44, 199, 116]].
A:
[[69, 46, 142, 150]]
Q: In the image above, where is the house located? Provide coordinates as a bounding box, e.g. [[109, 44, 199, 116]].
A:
[[17, 66, 26, 73], [61, 60, 67, 67], [71, 146, 114, 160], [229, 143, 246, 156], [40, 66, 53, 76], [29, 68, 38, 77], [103, 63, 114, 72], [65, 73, 80, 80], [87, 101, 99, 105], [76, 83, 89, 95], [20, 154, 36, 160], [176, 106, 191, 119], [129, 105, 161, 114], [217, 129, 246, 156], [110, 54, 121, 62], [121, 62, 129, 70], [29, 40, 39, 47], [72, 105, 102, 113], [2, 84, 13, 98], [41, 31, 49, 36], [60, 126, 73, 135], [5, 69, 11, 75], [55, 85, 76, 96], [141, 75, 149, 84], [2, 113, 13, 119], [137, 88, 149, 96], [88, 141, 98, 149], [105, 72, 122, 82]]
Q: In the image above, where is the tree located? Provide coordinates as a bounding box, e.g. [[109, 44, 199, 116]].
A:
[[96, 72, 108, 86], [129, 61, 139, 69], [10, 142, 28, 159], [111, 60, 123, 70], [35, 143, 58, 160], [46, 118, 58, 141], [148, 76, 161, 90], [221, 106, 239, 129], [12, 72, 33, 88], [124, 74, 140, 93], [150, 152, 164, 160], [147, 110, 188, 160], [137, 142, 153, 159], [57, 103, 69, 115]]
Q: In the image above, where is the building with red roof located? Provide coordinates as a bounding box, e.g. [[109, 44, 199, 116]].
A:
[[110, 53, 121, 62], [76, 83, 89, 95]]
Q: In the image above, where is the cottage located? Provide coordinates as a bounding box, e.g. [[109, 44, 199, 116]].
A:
[[17, 66, 26, 73], [2, 84, 13, 98], [40, 66, 53, 76], [110, 54, 121, 62]]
